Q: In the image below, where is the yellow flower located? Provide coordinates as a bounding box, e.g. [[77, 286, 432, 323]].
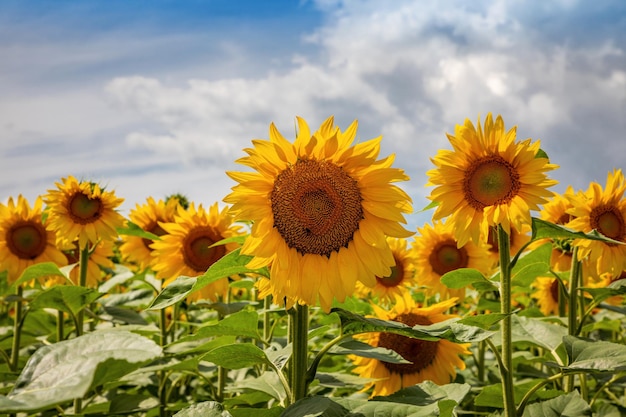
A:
[[46, 239, 115, 287], [427, 114, 558, 247], [566, 170, 626, 275], [151, 202, 242, 302], [586, 270, 625, 306], [354, 237, 418, 308], [225, 116, 413, 311], [531, 276, 564, 316], [44, 176, 126, 249], [119, 197, 180, 271], [350, 298, 470, 397], [413, 219, 492, 300], [0, 195, 67, 283]]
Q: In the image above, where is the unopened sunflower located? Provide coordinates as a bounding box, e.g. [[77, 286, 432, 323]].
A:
[[44, 176, 125, 249], [350, 298, 470, 397], [354, 237, 418, 308], [151, 202, 242, 302], [566, 169, 626, 275], [0, 195, 67, 283], [427, 113, 558, 247], [225, 116, 413, 311], [119, 197, 180, 271]]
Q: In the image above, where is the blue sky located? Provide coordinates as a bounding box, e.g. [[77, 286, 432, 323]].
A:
[[1, 0, 625, 229]]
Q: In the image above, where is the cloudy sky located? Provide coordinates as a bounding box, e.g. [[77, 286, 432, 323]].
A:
[[1, 0, 624, 229]]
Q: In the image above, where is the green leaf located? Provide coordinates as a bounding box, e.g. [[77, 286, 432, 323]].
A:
[[522, 391, 591, 417], [148, 275, 197, 310], [531, 217, 624, 244], [510, 242, 552, 287], [117, 221, 160, 241], [332, 308, 494, 343], [457, 313, 507, 330], [230, 407, 283, 417], [0, 330, 162, 413], [281, 396, 351, 417], [563, 336, 626, 372], [497, 315, 567, 359], [108, 394, 160, 414], [440, 268, 496, 291], [202, 343, 270, 370], [194, 248, 270, 292], [228, 371, 288, 404], [10, 262, 68, 290], [330, 339, 410, 364], [176, 310, 261, 342], [173, 401, 233, 417], [29, 286, 102, 317], [535, 148, 549, 160]]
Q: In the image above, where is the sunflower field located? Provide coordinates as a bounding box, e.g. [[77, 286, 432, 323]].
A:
[[1, 114, 625, 417]]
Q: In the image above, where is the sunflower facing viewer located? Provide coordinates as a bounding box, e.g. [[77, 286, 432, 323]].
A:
[[427, 114, 558, 247], [225, 116, 413, 311]]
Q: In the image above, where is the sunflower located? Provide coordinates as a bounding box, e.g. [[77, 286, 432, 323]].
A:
[[566, 170, 626, 275], [354, 237, 418, 308], [413, 219, 493, 300], [350, 298, 470, 397], [531, 276, 566, 316], [44, 176, 126, 249], [224, 116, 413, 311], [151, 202, 242, 302], [0, 195, 67, 283], [427, 113, 558, 247], [119, 197, 180, 271]]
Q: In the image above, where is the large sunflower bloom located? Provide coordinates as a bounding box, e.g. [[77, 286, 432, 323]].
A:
[[350, 298, 470, 396], [566, 170, 626, 275], [225, 116, 413, 311], [0, 195, 67, 283], [413, 219, 493, 300], [119, 197, 180, 271], [151, 202, 242, 302], [354, 237, 419, 308], [427, 114, 558, 247], [44, 176, 126, 249]]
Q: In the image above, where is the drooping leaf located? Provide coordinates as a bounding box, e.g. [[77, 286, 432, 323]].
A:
[[228, 371, 288, 404], [440, 268, 496, 291], [175, 310, 261, 342], [563, 335, 626, 372], [29, 286, 102, 317], [0, 330, 162, 413], [108, 393, 160, 414], [116, 221, 160, 241], [457, 313, 507, 330], [202, 343, 270, 370], [522, 391, 591, 417], [148, 275, 197, 310], [531, 217, 624, 244], [491, 315, 567, 359], [510, 242, 552, 287], [195, 248, 270, 290], [173, 401, 233, 417], [11, 262, 68, 289], [330, 338, 410, 364], [280, 396, 351, 417]]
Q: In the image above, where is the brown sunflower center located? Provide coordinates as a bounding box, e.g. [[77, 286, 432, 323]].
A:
[[590, 205, 625, 242], [429, 239, 469, 276], [464, 155, 521, 210], [142, 222, 167, 250], [377, 262, 403, 288], [182, 226, 226, 273], [6, 221, 48, 260], [377, 313, 438, 375], [271, 159, 363, 256], [68, 193, 103, 224]]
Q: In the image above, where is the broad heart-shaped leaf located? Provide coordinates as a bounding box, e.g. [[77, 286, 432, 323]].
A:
[[332, 308, 494, 343], [281, 396, 351, 417], [522, 391, 591, 417], [492, 315, 567, 360], [201, 343, 270, 370], [29, 286, 102, 317], [228, 371, 288, 404], [10, 262, 68, 290], [173, 401, 233, 417], [117, 221, 160, 241], [440, 268, 496, 291], [510, 241, 552, 287], [148, 248, 269, 310], [173, 310, 261, 344], [531, 217, 625, 244], [0, 329, 162, 413], [562, 335, 626, 372]]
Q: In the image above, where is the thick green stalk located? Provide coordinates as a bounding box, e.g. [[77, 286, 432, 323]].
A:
[[74, 246, 90, 415], [159, 307, 168, 417], [289, 304, 309, 403], [9, 286, 24, 373], [57, 310, 64, 343], [497, 226, 515, 417], [568, 247, 581, 336]]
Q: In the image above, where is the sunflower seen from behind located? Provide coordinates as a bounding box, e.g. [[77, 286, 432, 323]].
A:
[[350, 298, 470, 397], [566, 169, 626, 275], [44, 176, 125, 249], [225, 116, 413, 311], [151, 202, 242, 302], [119, 197, 180, 271], [427, 113, 558, 247], [0, 195, 67, 283]]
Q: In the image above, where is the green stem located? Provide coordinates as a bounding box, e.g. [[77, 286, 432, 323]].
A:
[[516, 372, 568, 416], [75, 246, 90, 336], [159, 304, 168, 417], [477, 340, 486, 383], [57, 310, 64, 342], [497, 226, 515, 417], [289, 304, 309, 403], [306, 334, 351, 383], [568, 247, 581, 336], [9, 286, 24, 373], [263, 296, 272, 344]]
